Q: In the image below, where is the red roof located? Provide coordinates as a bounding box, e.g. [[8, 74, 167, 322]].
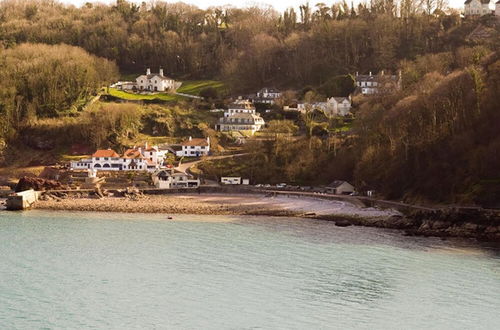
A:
[[122, 149, 143, 159], [92, 149, 119, 158], [181, 138, 209, 147]]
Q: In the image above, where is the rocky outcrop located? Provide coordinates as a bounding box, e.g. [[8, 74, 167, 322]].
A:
[[314, 208, 500, 241], [407, 208, 500, 240], [15, 176, 65, 192]]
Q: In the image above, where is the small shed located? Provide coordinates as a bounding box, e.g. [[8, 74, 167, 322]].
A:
[[326, 180, 355, 195]]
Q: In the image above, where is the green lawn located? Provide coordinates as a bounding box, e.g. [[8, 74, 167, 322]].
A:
[[107, 88, 179, 101], [177, 80, 226, 95]]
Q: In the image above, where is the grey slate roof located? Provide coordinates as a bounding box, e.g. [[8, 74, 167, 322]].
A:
[[464, 0, 490, 3], [328, 180, 349, 188]]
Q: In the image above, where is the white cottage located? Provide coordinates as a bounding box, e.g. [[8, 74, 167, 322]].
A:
[[152, 169, 200, 189], [254, 88, 282, 104], [326, 97, 352, 116], [464, 0, 492, 16], [135, 68, 177, 92], [176, 137, 210, 157], [216, 100, 265, 134], [325, 180, 355, 195], [355, 71, 401, 95]]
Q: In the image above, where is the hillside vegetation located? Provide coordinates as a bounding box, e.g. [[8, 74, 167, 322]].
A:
[[2, 0, 497, 91]]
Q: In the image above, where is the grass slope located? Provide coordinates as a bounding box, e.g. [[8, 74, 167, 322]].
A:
[[106, 88, 179, 101], [177, 80, 226, 95]]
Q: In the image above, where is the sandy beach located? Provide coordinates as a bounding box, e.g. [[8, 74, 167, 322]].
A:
[[33, 193, 399, 218]]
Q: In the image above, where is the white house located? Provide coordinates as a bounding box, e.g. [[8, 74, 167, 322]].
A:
[[217, 113, 265, 134], [152, 169, 200, 189], [325, 180, 355, 195], [355, 71, 401, 95], [70, 143, 168, 172], [216, 100, 265, 134], [254, 88, 281, 104], [135, 68, 177, 92], [326, 97, 351, 116], [297, 97, 351, 116], [464, 0, 492, 16], [176, 137, 210, 157], [496, 1, 500, 15], [223, 100, 257, 117]]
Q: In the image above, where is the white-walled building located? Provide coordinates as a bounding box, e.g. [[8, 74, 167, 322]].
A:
[[135, 68, 177, 92], [464, 0, 492, 16], [216, 100, 265, 134], [223, 100, 256, 117], [254, 88, 282, 104], [297, 96, 351, 117], [217, 113, 265, 134], [152, 169, 200, 189], [326, 97, 352, 116], [176, 137, 210, 157], [325, 181, 355, 195], [355, 71, 401, 95], [496, 1, 500, 15], [70, 144, 169, 172]]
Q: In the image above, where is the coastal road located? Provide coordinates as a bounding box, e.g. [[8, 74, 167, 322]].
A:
[[261, 189, 439, 213], [175, 153, 248, 180]]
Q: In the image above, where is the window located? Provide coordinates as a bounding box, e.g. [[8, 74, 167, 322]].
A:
[[104, 157, 109, 160], [96, 157, 100, 160]]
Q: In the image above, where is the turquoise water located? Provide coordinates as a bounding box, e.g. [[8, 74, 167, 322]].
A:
[[1, 211, 500, 329]]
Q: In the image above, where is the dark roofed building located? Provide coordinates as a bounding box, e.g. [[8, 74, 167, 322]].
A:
[[326, 180, 355, 195]]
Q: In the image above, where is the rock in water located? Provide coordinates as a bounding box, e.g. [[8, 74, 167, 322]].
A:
[[335, 219, 352, 227]]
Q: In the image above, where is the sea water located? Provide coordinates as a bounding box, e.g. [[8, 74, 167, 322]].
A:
[[1, 210, 499, 329]]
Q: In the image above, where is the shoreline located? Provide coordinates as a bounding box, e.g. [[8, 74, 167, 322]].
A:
[[24, 192, 500, 241]]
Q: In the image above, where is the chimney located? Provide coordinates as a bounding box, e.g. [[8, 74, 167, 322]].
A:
[[369, 71, 372, 76], [356, 71, 359, 76], [159, 68, 164, 76], [380, 70, 384, 76], [189, 136, 192, 141], [207, 137, 210, 145], [146, 68, 151, 75], [145, 141, 148, 149]]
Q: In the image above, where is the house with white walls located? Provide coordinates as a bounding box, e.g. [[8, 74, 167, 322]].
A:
[[464, 0, 493, 16], [253, 87, 282, 104], [70, 143, 169, 172], [216, 99, 265, 134], [355, 71, 401, 95], [325, 181, 355, 195], [152, 169, 200, 189], [114, 68, 179, 92], [135, 68, 178, 92], [297, 96, 351, 116], [223, 99, 257, 117], [176, 137, 210, 157], [327, 97, 352, 116]]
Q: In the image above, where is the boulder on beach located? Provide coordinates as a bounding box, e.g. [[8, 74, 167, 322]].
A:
[[15, 176, 65, 192]]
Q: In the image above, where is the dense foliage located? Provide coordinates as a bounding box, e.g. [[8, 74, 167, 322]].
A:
[[0, 0, 478, 91], [0, 43, 118, 137]]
